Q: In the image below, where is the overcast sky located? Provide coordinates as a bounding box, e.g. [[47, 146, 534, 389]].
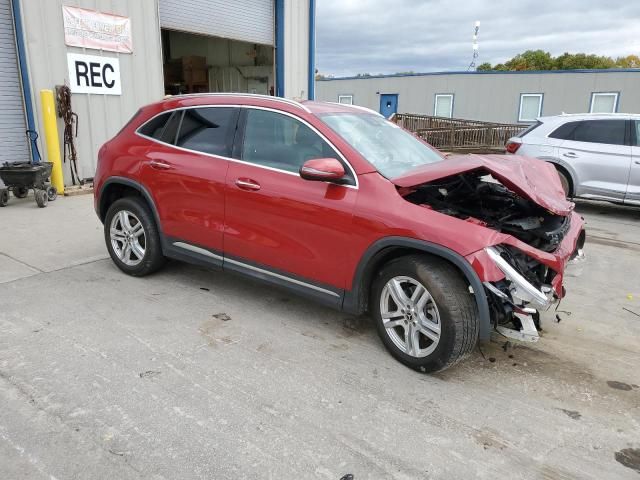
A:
[[316, 0, 640, 77]]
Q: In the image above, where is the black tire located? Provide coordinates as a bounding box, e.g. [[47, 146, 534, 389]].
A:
[[35, 189, 48, 208], [0, 189, 8, 207], [371, 254, 479, 373], [556, 169, 571, 197], [104, 196, 165, 277], [13, 186, 28, 199], [47, 186, 58, 201]]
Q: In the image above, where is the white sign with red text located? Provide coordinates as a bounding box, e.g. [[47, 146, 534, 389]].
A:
[[63, 5, 132, 53]]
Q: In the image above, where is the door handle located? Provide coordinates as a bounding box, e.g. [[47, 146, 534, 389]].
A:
[[562, 152, 578, 159], [150, 160, 172, 170], [235, 178, 261, 191]]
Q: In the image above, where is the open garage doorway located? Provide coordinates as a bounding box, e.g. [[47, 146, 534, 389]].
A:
[[161, 29, 274, 95]]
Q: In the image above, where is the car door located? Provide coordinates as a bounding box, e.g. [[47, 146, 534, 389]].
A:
[[223, 107, 358, 304], [556, 119, 631, 200], [626, 119, 640, 204], [138, 106, 239, 261]]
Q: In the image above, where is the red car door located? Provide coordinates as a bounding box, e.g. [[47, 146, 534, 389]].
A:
[[223, 108, 358, 303], [139, 107, 239, 259]]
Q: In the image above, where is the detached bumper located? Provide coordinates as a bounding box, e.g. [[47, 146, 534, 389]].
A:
[[485, 246, 556, 310]]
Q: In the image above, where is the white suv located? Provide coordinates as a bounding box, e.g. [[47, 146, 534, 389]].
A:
[[506, 114, 640, 205]]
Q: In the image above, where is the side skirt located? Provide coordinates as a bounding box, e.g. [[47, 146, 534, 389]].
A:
[[163, 237, 343, 309]]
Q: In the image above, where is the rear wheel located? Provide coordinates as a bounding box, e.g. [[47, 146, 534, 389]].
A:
[[371, 255, 479, 373], [47, 186, 58, 201], [104, 196, 165, 276], [35, 189, 48, 208], [13, 186, 28, 198], [0, 189, 8, 207]]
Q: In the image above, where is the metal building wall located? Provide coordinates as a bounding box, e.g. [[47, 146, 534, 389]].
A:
[[19, 0, 164, 183], [316, 71, 640, 123], [283, 0, 310, 100]]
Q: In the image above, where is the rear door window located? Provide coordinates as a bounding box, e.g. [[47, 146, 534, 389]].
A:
[[550, 120, 626, 146], [175, 107, 239, 157], [572, 120, 626, 146]]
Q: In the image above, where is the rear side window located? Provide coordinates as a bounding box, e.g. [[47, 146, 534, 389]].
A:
[[138, 112, 172, 140], [175, 107, 238, 157], [517, 121, 542, 138], [549, 120, 626, 146], [548, 121, 579, 140], [634, 120, 640, 146]]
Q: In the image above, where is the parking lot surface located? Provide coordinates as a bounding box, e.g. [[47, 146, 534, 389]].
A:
[[1, 195, 639, 479]]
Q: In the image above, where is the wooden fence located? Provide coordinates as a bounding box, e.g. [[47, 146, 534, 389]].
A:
[[392, 113, 525, 153]]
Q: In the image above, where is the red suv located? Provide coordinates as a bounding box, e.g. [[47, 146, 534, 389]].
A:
[[95, 94, 585, 372]]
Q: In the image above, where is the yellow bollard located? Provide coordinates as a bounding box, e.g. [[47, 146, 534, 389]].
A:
[[40, 89, 64, 195]]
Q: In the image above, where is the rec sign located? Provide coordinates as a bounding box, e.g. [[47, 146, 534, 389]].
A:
[[67, 53, 122, 95]]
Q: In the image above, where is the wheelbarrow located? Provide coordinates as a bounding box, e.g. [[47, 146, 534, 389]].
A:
[[0, 161, 57, 208]]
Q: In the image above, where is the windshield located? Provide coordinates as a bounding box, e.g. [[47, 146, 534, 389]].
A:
[[319, 113, 444, 178]]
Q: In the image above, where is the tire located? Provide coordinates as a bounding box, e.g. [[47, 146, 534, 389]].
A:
[[104, 196, 165, 277], [13, 186, 28, 199], [35, 189, 48, 208], [556, 169, 571, 197], [371, 254, 479, 373], [0, 189, 8, 207], [47, 186, 58, 201]]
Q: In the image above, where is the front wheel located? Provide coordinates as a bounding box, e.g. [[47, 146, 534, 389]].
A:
[[104, 196, 166, 276], [371, 255, 479, 373]]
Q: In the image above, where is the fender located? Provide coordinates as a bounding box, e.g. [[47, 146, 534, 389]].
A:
[[98, 176, 162, 234], [342, 236, 492, 340], [538, 156, 578, 196]]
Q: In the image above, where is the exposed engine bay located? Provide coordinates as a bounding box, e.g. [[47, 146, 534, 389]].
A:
[[401, 168, 570, 253]]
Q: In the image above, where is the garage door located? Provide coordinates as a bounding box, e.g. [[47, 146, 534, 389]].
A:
[[159, 0, 274, 46], [0, 0, 29, 166]]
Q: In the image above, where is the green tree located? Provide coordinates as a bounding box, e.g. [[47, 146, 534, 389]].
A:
[[554, 52, 615, 70], [503, 50, 554, 71], [476, 62, 492, 71], [616, 54, 640, 68]]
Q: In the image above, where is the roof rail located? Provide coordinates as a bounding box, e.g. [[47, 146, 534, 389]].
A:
[[167, 92, 311, 113], [325, 101, 384, 117]]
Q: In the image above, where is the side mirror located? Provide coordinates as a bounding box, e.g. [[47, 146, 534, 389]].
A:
[[299, 158, 345, 183]]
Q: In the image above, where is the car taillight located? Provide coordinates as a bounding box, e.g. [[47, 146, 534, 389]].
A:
[[505, 141, 521, 154]]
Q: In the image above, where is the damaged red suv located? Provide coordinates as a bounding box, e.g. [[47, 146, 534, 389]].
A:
[[94, 94, 586, 372]]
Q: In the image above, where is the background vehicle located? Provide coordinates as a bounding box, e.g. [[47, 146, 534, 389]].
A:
[[505, 113, 640, 205], [95, 94, 585, 373]]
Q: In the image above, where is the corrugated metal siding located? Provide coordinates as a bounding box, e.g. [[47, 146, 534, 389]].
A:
[[283, 0, 309, 99], [0, 0, 30, 166], [316, 71, 640, 124], [21, 0, 164, 183], [159, 0, 274, 45]]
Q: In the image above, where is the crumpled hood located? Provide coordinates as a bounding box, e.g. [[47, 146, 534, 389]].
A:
[[391, 154, 573, 215]]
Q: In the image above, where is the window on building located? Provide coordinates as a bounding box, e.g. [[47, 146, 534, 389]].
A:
[[635, 121, 640, 146], [241, 109, 349, 179], [434, 94, 454, 118], [338, 95, 353, 105], [590, 92, 618, 113], [175, 107, 238, 157], [518, 94, 543, 123]]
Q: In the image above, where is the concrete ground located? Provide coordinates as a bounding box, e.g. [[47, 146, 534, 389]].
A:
[[0, 194, 639, 480]]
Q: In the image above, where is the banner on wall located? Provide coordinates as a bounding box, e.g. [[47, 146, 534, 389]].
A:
[[62, 5, 133, 53]]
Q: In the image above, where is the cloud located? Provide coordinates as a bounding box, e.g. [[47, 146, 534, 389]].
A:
[[316, 0, 640, 76]]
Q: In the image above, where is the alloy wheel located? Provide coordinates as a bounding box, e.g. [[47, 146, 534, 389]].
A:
[[379, 276, 441, 357], [110, 210, 146, 266]]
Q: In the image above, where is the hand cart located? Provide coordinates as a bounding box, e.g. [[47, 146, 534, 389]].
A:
[[0, 161, 57, 208]]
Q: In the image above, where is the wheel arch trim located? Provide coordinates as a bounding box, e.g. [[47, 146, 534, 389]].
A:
[[98, 176, 162, 234], [343, 236, 491, 340]]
